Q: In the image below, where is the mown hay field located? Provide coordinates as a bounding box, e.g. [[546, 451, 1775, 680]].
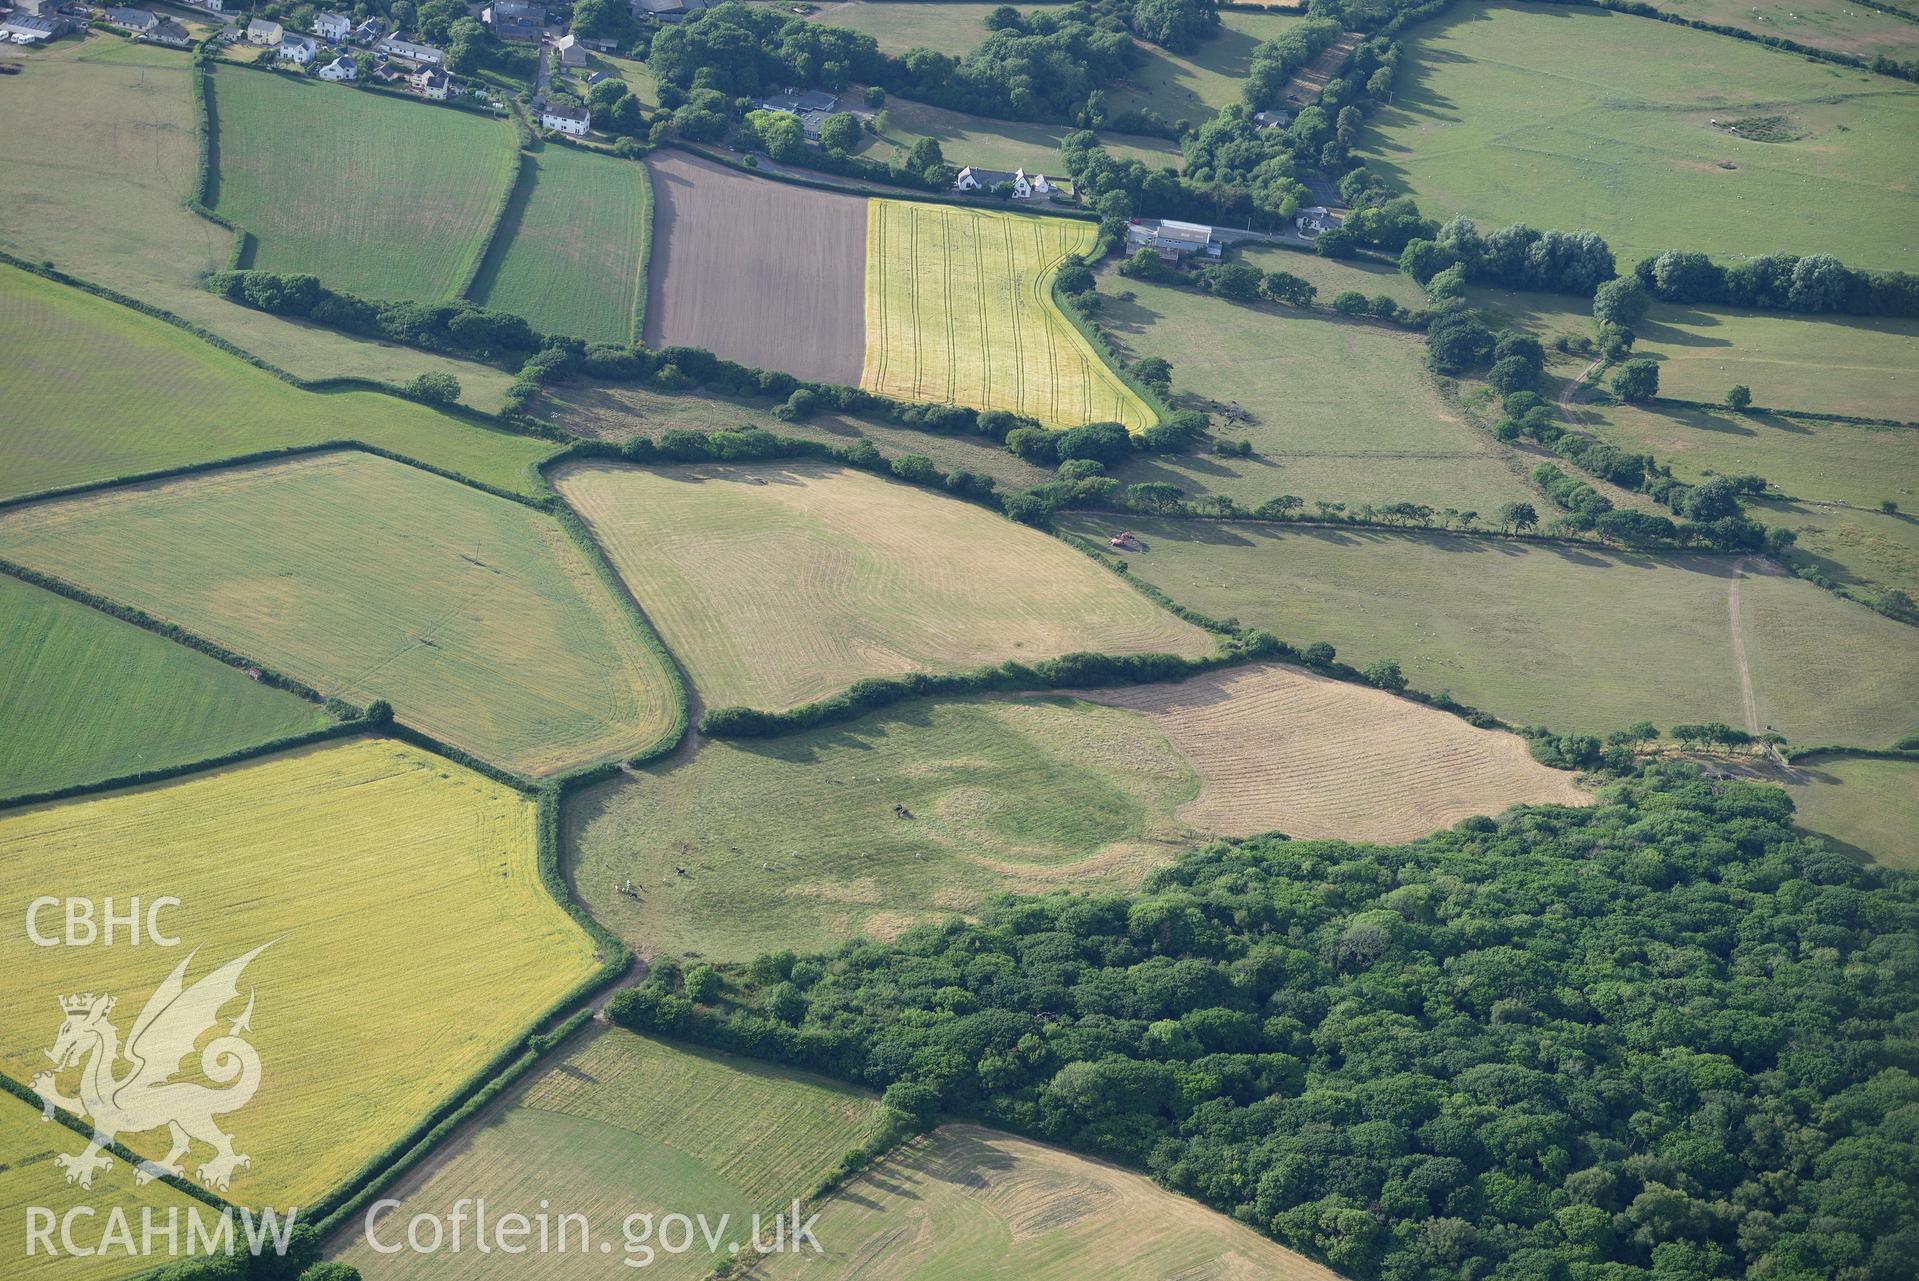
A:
[[0, 738, 600, 1207], [1060, 516, 1919, 746], [472, 144, 651, 345], [0, 573, 327, 800], [554, 461, 1212, 712], [749, 1123, 1348, 1281], [571, 697, 1203, 961], [0, 452, 681, 776], [862, 201, 1154, 430], [1360, 2, 1919, 271], [1112, 10, 1305, 122], [1786, 756, 1919, 868], [1655, 0, 1919, 60], [1631, 307, 1919, 422], [209, 67, 519, 300], [1068, 664, 1589, 843], [0, 41, 512, 409], [0, 264, 556, 501], [644, 151, 868, 385], [334, 1029, 885, 1280], [0, 1090, 218, 1281], [1096, 272, 1537, 512], [793, 0, 1043, 54]]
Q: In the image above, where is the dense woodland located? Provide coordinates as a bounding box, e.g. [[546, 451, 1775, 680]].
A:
[[612, 766, 1919, 1280]]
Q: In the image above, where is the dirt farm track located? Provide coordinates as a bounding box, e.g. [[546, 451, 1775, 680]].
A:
[[643, 151, 868, 385]]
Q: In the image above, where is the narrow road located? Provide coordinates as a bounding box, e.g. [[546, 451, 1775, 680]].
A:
[[1559, 356, 1604, 428], [1726, 556, 1761, 736]]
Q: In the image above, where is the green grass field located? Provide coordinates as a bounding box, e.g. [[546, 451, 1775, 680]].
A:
[[859, 96, 1180, 177], [209, 67, 519, 300], [0, 573, 328, 799], [0, 1090, 220, 1281], [0, 738, 600, 1207], [796, 1, 1047, 54], [1096, 271, 1538, 512], [333, 1028, 886, 1280], [752, 1124, 1348, 1281], [0, 39, 515, 408], [0, 452, 682, 776], [554, 461, 1211, 712], [472, 145, 652, 345], [1631, 306, 1919, 421], [1655, 0, 1919, 61], [1108, 9, 1305, 125], [1059, 515, 1919, 746], [0, 263, 557, 500], [1242, 243, 1434, 311], [570, 697, 1201, 961], [864, 202, 1155, 429], [1786, 756, 1919, 867], [1754, 496, 1919, 600], [1361, 2, 1919, 271]]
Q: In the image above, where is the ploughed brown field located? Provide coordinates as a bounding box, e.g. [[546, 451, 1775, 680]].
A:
[[642, 151, 868, 385]]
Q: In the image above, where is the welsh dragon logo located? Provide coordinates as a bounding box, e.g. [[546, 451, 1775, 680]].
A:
[[31, 944, 270, 1192]]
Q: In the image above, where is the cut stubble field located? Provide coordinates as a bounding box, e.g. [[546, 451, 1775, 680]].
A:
[[0, 738, 601, 1207], [1060, 515, 1919, 747], [1096, 271, 1537, 513], [0, 263, 558, 501], [0, 40, 513, 409], [0, 572, 327, 800], [472, 144, 652, 346], [571, 672, 1583, 964], [0, 451, 681, 776], [1361, 2, 1919, 271], [644, 151, 868, 385], [210, 67, 520, 301], [333, 1028, 886, 1281], [748, 1123, 1348, 1281], [864, 200, 1155, 429], [554, 460, 1212, 712]]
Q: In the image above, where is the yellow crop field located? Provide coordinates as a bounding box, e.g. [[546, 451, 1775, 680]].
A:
[[749, 1124, 1347, 1281], [861, 201, 1153, 430], [0, 1089, 219, 1281], [553, 460, 1213, 711], [0, 738, 601, 1208], [0, 452, 682, 776]]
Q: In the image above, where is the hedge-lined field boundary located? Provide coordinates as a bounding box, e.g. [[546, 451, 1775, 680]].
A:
[[1651, 397, 1917, 430], [459, 148, 535, 302], [1540, 0, 1919, 82]]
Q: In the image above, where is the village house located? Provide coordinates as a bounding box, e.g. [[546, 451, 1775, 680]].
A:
[[14, 0, 66, 17], [318, 52, 356, 80], [101, 7, 159, 32], [1125, 218, 1222, 261], [314, 10, 350, 40], [410, 64, 449, 99], [350, 16, 383, 42], [632, 0, 712, 21], [1294, 205, 1338, 238], [245, 16, 281, 44], [482, 0, 544, 41], [555, 31, 586, 67], [377, 36, 443, 63], [146, 16, 191, 44], [278, 31, 317, 63], [540, 101, 591, 135]]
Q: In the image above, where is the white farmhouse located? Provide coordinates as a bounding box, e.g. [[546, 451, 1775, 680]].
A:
[[314, 11, 351, 40], [319, 53, 357, 80], [953, 166, 981, 192], [541, 102, 591, 135], [245, 16, 282, 44], [278, 32, 317, 63]]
